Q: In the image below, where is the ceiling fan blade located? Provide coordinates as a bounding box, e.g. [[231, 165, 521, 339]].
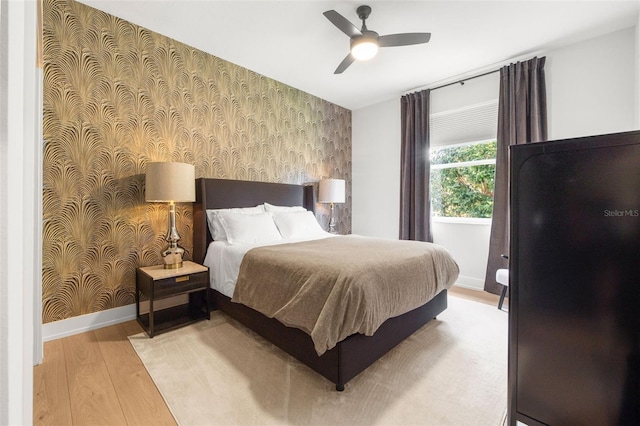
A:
[[334, 54, 355, 74], [323, 10, 362, 38], [378, 33, 431, 47]]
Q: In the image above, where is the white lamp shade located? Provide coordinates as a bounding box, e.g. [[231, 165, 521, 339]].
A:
[[318, 178, 345, 203], [145, 162, 195, 202]]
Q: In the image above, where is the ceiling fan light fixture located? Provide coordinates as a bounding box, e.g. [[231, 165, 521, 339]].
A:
[[351, 37, 379, 61]]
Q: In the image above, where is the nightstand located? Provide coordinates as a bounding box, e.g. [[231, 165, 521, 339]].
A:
[[136, 261, 210, 337]]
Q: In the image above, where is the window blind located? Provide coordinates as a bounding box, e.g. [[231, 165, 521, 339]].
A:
[[430, 99, 499, 147]]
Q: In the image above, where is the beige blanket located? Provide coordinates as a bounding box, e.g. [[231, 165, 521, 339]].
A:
[[232, 235, 459, 355]]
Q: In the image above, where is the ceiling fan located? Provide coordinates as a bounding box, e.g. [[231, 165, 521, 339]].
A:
[[323, 5, 431, 74]]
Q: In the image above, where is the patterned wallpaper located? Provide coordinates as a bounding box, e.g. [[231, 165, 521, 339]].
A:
[[42, 0, 352, 323]]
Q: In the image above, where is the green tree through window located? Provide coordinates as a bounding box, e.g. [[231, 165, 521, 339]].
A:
[[430, 141, 496, 218]]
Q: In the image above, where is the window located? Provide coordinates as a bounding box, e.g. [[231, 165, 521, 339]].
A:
[[429, 98, 498, 222], [430, 140, 496, 220]]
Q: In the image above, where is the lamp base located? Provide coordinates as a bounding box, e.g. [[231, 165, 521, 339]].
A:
[[327, 202, 337, 234], [160, 202, 185, 269], [162, 245, 185, 269]]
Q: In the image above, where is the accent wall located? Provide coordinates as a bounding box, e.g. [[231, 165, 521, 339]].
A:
[[42, 0, 352, 323]]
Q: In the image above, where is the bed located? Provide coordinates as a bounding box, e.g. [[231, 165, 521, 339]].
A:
[[193, 177, 458, 391]]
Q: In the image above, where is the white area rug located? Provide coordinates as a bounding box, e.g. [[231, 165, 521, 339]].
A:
[[129, 296, 508, 425]]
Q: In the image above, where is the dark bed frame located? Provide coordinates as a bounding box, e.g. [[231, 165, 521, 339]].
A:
[[193, 178, 448, 391]]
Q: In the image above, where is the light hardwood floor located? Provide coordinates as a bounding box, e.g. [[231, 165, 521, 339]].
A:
[[33, 320, 176, 425], [33, 286, 502, 425]]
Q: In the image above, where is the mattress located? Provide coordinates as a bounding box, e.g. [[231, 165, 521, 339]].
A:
[[202, 233, 333, 297]]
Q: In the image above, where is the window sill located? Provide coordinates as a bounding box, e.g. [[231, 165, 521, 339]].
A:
[[432, 217, 492, 225]]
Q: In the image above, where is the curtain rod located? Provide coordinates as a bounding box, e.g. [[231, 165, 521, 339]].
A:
[[410, 52, 546, 94], [430, 68, 500, 92]]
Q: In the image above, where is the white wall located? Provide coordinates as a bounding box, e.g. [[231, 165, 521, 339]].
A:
[[431, 221, 492, 290], [352, 26, 639, 292], [546, 27, 637, 140], [352, 98, 401, 239]]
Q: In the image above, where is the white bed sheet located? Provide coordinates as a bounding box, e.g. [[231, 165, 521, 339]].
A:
[[203, 233, 333, 298]]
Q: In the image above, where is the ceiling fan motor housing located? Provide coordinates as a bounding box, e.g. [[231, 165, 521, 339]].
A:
[[357, 5, 372, 21], [350, 30, 379, 48]]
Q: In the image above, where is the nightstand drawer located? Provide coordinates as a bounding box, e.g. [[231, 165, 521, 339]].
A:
[[153, 271, 208, 297]]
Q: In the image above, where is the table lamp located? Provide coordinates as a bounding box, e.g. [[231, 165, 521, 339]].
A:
[[318, 178, 345, 233], [145, 162, 195, 269]]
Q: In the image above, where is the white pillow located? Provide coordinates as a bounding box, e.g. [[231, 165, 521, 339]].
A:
[[272, 210, 327, 239], [217, 211, 282, 245], [206, 205, 265, 241], [263, 202, 307, 213]]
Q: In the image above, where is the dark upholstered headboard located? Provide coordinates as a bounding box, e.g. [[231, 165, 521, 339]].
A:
[[193, 178, 316, 264]]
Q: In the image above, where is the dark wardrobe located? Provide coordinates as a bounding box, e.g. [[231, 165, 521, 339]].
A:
[[509, 130, 640, 425]]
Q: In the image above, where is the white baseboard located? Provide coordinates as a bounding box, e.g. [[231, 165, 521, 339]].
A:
[[42, 304, 136, 342], [453, 275, 485, 291], [41, 295, 187, 342]]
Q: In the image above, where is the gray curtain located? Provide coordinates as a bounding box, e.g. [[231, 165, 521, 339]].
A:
[[484, 57, 547, 294], [400, 89, 432, 242]]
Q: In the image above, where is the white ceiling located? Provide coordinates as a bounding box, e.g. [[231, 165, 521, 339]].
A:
[[78, 1, 639, 110]]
